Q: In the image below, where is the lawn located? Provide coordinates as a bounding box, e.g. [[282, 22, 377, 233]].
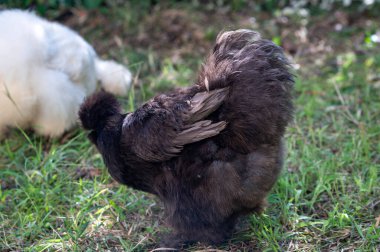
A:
[[1, 1, 379, 251]]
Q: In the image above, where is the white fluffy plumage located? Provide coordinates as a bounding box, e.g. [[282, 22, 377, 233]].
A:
[[0, 9, 132, 137]]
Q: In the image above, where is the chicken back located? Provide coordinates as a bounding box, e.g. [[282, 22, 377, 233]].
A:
[[79, 29, 294, 247]]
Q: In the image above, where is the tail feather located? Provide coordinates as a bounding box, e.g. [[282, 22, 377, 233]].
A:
[[197, 29, 293, 91], [197, 29, 294, 150]]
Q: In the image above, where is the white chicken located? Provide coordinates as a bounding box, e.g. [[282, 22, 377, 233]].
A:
[[0, 9, 132, 138]]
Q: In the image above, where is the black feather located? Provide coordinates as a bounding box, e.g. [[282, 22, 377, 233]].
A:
[[78, 91, 121, 131], [79, 29, 294, 248]]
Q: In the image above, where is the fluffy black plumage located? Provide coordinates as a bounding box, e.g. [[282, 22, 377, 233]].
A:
[[79, 29, 294, 247]]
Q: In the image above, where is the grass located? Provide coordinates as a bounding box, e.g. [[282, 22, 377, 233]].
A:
[[1, 2, 380, 251]]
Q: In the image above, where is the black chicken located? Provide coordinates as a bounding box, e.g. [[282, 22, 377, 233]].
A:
[[79, 29, 294, 247]]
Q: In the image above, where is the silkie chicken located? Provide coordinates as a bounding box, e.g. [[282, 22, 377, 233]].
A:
[[79, 29, 294, 247], [0, 9, 131, 138]]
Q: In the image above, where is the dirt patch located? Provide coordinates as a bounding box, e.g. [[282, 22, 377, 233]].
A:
[[57, 6, 380, 76], [133, 9, 209, 59]]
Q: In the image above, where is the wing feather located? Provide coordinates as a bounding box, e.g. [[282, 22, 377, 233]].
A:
[[130, 88, 229, 162]]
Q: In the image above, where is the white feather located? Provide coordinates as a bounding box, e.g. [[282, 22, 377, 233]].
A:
[[0, 9, 132, 137]]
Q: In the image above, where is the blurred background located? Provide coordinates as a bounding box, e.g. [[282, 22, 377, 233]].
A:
[[1, 0, 379, 99]]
